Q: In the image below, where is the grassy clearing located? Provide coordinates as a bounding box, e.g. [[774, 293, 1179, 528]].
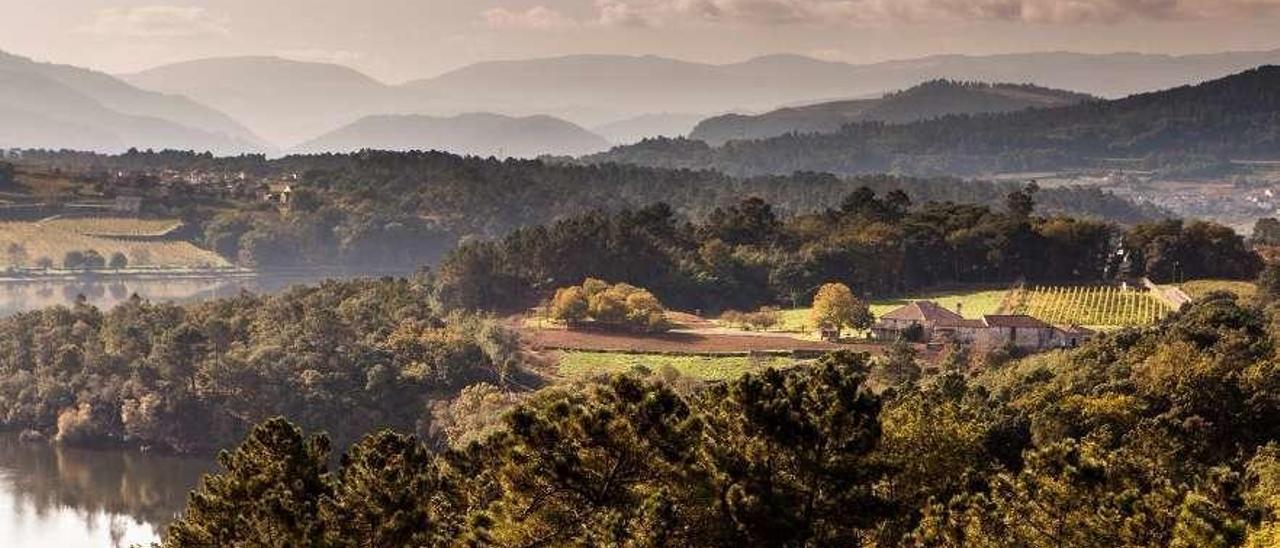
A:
[[40, 217, 183, 237], [1015, 285, 1170, 327], [868, 288, 1009, 320], [558, 351, 794, 381], [0, 221, 229, 269], [1180, 280, 1257, 300]]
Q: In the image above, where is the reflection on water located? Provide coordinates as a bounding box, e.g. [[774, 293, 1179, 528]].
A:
[[0, 433, 212, 548], [0, 269, 415, 317]]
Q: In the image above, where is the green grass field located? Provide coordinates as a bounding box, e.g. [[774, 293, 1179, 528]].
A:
[[868, 287, 1009, 321], [1180, 280, 1257, 300], [1015, 285, 1170, 327], [558, 351, 793, 381]]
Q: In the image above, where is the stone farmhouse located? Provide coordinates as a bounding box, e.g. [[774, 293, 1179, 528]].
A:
[[872, 300, 1095, 351]]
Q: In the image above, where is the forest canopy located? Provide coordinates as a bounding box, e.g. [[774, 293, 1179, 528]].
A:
[[0, 277, 518, 453], [8, 149, 1164, 272], [162, 291, 1280, 547], [431, 187, 1259, 314]]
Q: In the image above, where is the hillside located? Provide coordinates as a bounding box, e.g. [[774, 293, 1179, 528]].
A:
[[589, 66, 1280, 177], [691, 80, 1093, 145], [0, 69, 258, 154], [0, 51, 261, 154], [120, 49, 1280, 150], [123, 56, 398, 147], [292, 113, 611, 157], [400, 50, 1280, 127], [592, 113, 707, 144], [10, 149, 1165, 274]]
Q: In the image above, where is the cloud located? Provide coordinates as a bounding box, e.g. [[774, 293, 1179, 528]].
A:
[[483, 6, 579, 29], [589, 0, 1280, 26], [81, 5, 231, 38]]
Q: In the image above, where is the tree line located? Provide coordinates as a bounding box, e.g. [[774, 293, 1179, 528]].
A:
[[431, 186, 1260, 314], [8, 150, 1163, 272]]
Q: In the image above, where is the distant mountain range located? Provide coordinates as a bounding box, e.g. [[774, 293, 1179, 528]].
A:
[[294, 113, 611, 157], [690, 80, 1093, 145], [123, 56, 398, 148], [0, 51, 261, 153], [119, 48, 1280, 150], [6, 47, 1280, 158], [587, 66, 1280, 177]]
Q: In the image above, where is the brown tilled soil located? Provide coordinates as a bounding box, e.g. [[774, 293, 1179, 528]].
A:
[[523, 327, 888, 355]]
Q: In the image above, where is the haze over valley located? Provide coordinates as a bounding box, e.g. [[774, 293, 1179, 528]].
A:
[[8, 2, 1280, 547]]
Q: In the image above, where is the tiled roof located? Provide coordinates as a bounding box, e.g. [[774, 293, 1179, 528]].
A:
[[880, 301, 965, 323], [983, 315, 1051, 329], [937, 318, 987, 328], [1055, 324, 1096, 335]]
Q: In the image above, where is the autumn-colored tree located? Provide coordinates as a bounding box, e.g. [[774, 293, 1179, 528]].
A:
[[553, 279, 669, 332], [810, 282, 873, 334], [548, 285, 588, 324]]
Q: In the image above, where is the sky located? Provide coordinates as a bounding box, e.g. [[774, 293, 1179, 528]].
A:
[[1, 0, 1279, 82]]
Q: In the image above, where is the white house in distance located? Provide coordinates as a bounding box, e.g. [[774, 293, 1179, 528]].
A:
[[872, 300, 1095, 351]]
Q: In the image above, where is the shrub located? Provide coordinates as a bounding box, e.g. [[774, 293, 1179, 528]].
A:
[[108, 252, 128, 269], [746, 307, 781, 330], [552, 279, 670, 332], [63, 250, 85, 269], [549, 286, 588, 324], [82, 250, 106, 269]]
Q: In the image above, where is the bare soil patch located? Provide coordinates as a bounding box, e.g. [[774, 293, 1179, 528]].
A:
[[523, 326, 885, 355]]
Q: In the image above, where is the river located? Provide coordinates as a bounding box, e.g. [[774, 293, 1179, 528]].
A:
[[0, 433, 212, 547]]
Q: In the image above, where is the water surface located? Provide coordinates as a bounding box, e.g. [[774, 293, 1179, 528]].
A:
[[0, 268, 416, 317], [0, 434, 212, 547]]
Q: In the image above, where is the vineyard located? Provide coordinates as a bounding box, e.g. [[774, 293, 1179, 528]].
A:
[[39, 217, 183, 238], [1014, 285, 1172, 326], [0, 221, 229, 269]]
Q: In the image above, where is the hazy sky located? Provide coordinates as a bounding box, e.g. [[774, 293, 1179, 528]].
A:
[[2, 0, 1279, 82]]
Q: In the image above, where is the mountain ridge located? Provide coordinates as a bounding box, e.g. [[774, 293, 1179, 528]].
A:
[[690, 80, 1094, 145], [119, 48, 1280, 149], [293, 112, 611, 157], [0, 51, 264, 154], [0, 50, 262, 150], [585, 65, 1280, 177]]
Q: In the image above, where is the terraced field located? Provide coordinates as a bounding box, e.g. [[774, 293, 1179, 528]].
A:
[[1015, 285, 1171, 327], [40, 217, 183, 238], [0, 220, 228, 269]]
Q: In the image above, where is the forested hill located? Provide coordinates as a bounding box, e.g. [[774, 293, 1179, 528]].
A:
[[11, 150, 1164, 270], [589, 66, 1280, 177], [690, 80, 1092, 145], [292, 113, 611, 157]]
